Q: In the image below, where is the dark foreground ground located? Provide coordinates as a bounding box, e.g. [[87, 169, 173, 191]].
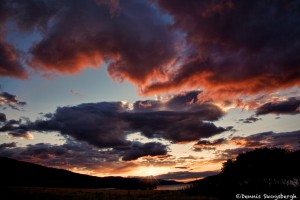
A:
[[1, 187, 219, 200]]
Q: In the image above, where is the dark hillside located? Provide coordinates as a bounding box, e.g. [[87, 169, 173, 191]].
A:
[[0, 157, 155, 189]]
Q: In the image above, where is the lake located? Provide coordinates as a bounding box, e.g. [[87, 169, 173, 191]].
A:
[[156, 184, 190, 190]]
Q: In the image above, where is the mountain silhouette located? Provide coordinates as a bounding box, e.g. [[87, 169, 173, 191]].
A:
[[0, 157, 177, 189]]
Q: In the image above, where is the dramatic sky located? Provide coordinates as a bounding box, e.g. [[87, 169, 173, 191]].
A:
[[0, 0, 299, 182]]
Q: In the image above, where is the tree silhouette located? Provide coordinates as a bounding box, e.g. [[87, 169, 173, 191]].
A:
[[186, 147, 300, 197]]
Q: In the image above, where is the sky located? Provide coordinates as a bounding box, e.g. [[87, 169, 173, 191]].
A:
[[0, 0, 300, 182]]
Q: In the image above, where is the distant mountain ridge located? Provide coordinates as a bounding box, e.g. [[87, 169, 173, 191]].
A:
[[0, 157, 179, 189]]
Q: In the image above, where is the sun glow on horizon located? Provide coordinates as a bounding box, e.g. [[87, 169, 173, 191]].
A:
[[135, 165, 170, 177]]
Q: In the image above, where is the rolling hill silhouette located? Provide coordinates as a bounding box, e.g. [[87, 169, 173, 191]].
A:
[[0, 157, 178, 189]]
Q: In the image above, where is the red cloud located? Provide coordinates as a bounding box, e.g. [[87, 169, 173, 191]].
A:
[[0, 38, 27, 79], [26, 0, 179, 86], [1, 0, 299, 102], [142, 0, 300, 100], [1, 0, 179, 84]]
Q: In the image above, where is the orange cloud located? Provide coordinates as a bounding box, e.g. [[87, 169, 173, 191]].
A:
[[1, 0, 300, 103]]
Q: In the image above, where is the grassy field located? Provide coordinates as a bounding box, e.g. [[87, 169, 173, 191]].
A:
[[1, 187, 219, 200]]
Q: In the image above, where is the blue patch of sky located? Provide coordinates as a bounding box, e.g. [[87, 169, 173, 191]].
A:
[[1, 20, 154, 120], [0, 65, 151, 120], [4, 20, 43, 52], [214, 108, 300, 138]]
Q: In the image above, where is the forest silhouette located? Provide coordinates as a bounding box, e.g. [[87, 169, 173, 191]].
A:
[[186, 147, 300, 198]]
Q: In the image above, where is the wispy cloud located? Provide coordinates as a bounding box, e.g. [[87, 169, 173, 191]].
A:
[[0, 91, 27, 110], [194, 130, 300, 153]]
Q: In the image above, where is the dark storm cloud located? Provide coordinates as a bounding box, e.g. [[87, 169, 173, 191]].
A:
[[0, 112, 6, 122], [0, 119, 22, 132], [125, 91, 227, 142], [133, 91, 224, 119], [6, 0, 61, 31], [0, 141, 121, 168], [0, 142, 16, 150], [144, 0, 300, 98], [120, 141, 167, 161], [43, 100, 226, 144], [132, 100, 162, 112], [30, 102, 132, 148], [1, 0, 299, 101], [196, 138, 227, 146], [8, 129, 33, 139], [19, 141, 121, 164], [0, 0, 179, 84], [0, 0, 36, 78], [133, 90, 204, 112], [0, 140, 165, 172], [0, 91, 27, 110], [193, 138, 226, 151], [0, 117, 33, 139], [0, 39, 27, 78], [4, 94, 228, 147], [166, 90, 201, 110], [156, 170, 219, 181], [0, 0, 58, 77], [126, 112, 230, 142], [256, 97, 300, 115]]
